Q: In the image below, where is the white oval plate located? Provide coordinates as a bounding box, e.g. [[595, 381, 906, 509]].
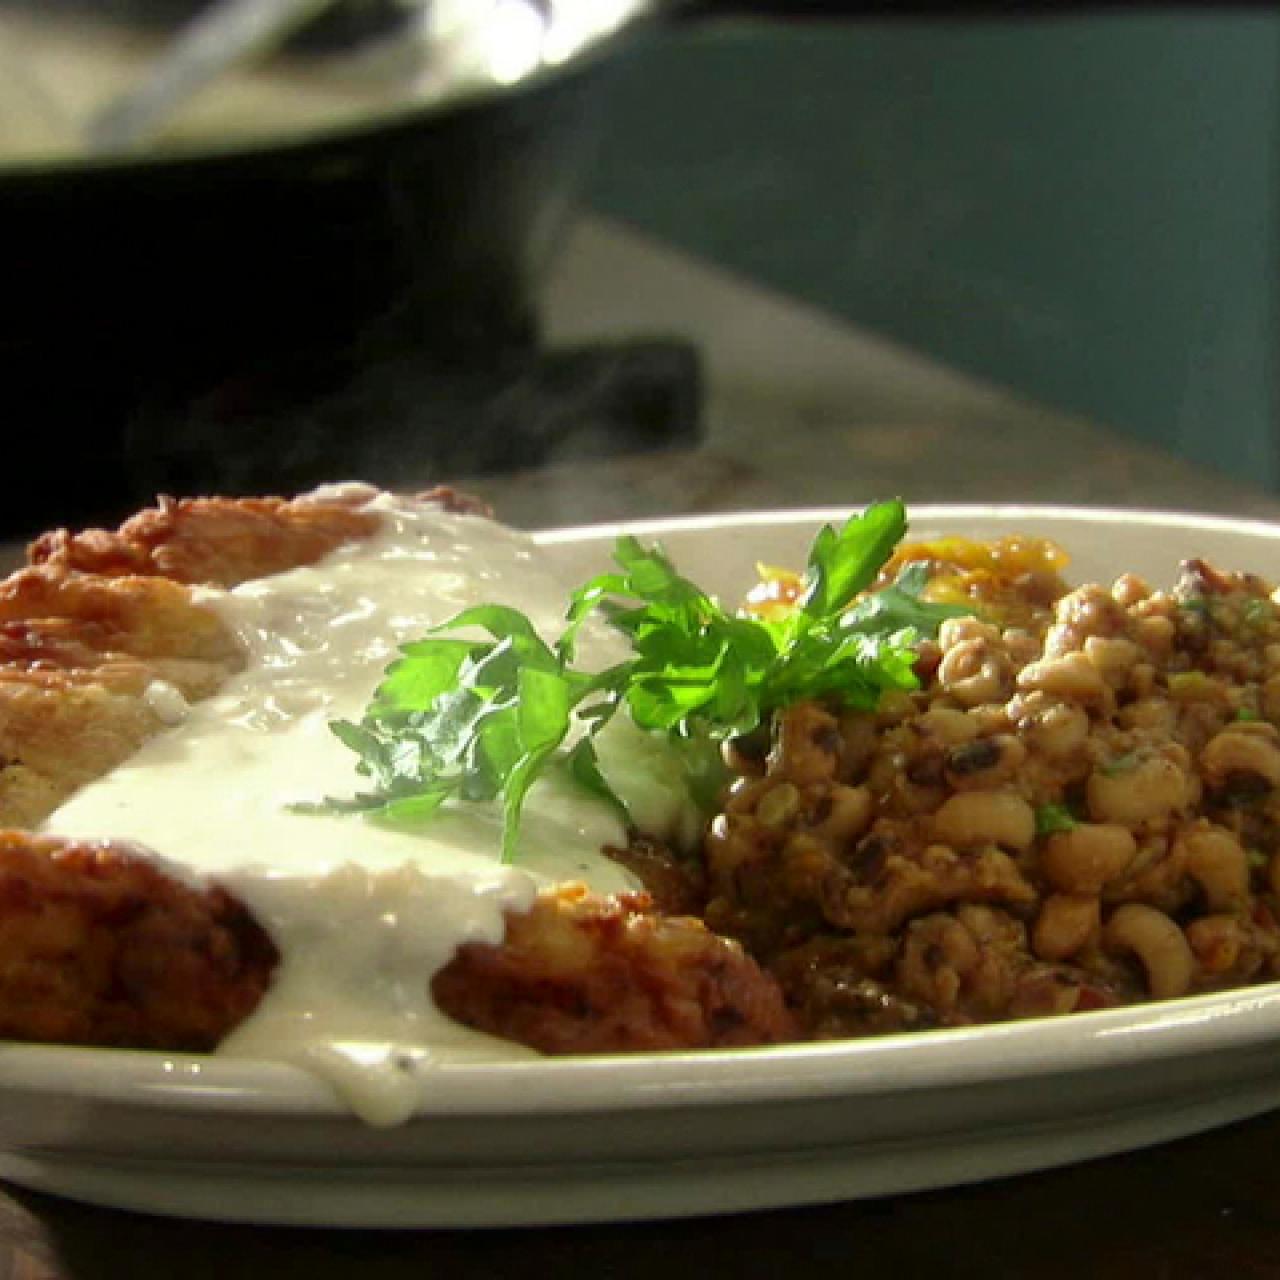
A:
[[4, 504, 1280, 1227]]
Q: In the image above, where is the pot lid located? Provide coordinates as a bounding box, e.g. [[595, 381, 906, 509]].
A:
[[0, 0, 657, 169]]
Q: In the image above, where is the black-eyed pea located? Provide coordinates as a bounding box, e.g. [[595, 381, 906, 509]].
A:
[[937, 640, 1013, 708], [1134, 615, 1176, 658], [939, 616, 1000, 650], [771, 702, 841, 786], [1033, 893, 1101, 962], [808, 783, 874, 843], [916, 707, 980, 746], [1200, 724, 1280, 789], [944, 733, 1027, 789], [724, 776, 771, 815], [1021, 701, 1090, 760], [1005, 689, 1047, 724], [875, 689, 917, 726], [1043, 623, 1082, 658], [1103, 903, 1194, 999], [1262, 675, 1280, 722], [779, 833, 838, 898], [1056, 584, 1127, 634], [1002, 628, 1040, 667], [755, 781, 801, 828], [1086, 754, 1188, 826], [1041, 823, 1137, 894], [1112, 573, 1152, 607], [968, 704, 1013, 736], [1168, 671, 1226, 706], [836, 710, 878, 777], [932, 789, 1036, 851], [1083, 635, 1141, 686], [897, 914, 980, 1013], [1265, 643, 1280, 675], [1181, 826, 1250, 911], [1129, 663, 1157, 698], [1118, 696, 1176, 735], [1185, 914, 1248, 978], [1114, 831, 1182, 888], [1016, 651, 1109, 707]]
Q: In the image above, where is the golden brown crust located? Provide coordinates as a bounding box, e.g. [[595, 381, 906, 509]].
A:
[[0, 832, 278, 1051], [0, 576, 242, 829], [0, 568, 237, 662], [432, 884, 797, 1054], [27, 492, 383, 588], [26, 485, 494, 589]]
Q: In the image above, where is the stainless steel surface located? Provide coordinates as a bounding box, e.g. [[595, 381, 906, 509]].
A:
[[86, 0, 344, 151], [0, 0, 655, 166]]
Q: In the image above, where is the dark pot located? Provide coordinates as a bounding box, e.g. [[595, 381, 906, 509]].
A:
[[5, 72, 610, 529], [0, 0, 1052, 533], [0, 3, 636, 532]]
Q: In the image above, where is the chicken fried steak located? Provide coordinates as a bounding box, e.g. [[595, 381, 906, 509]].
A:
[[433, 885, 797, 1054], [0, 489, 792, 1062], [0, 834, 277, 1050]]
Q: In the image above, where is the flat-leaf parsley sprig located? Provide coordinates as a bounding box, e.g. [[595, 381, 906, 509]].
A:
[[314, 500, 969, 861]]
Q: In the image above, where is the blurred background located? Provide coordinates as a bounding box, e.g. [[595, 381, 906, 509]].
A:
[[0, 1, 1275, 534], [589, 8, 1279, 491]]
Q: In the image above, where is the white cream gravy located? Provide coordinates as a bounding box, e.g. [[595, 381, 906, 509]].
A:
[[44, 486, 690, 1125]]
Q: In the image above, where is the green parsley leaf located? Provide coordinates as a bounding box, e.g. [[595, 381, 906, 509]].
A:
[[801, 502, 907, 621], [311, 500, 970, 861], [1099, 752, 1139, 777], [1242, 598, 1271, 628], [1035, 802, 1078, 836]]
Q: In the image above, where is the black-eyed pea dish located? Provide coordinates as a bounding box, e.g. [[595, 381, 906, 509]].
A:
[[692, 534, 1280, 1036]]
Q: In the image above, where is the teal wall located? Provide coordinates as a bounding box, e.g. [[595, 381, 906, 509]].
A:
[[584, 14, 1280, 490]]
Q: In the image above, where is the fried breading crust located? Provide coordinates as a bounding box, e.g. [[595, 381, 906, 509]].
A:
[[0, 833, 278, 1051], [432, 884, 798, 1054], [27, 485, 492, 588], [0, 575, 244, 827]]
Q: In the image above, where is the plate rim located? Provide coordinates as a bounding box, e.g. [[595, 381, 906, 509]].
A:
[[531, 502, 1280, 548], [3, 980, 1280, 1120]]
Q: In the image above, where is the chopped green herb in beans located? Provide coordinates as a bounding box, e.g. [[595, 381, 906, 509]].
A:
[[1242, 598, 1272, 628], [1099, 752, 1139, 777], [1035, 803, 1079, 836]]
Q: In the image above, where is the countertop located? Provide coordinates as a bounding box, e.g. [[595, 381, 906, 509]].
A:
[[3, 215, 1280, 1278], [471, 215, 1280, 529]]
